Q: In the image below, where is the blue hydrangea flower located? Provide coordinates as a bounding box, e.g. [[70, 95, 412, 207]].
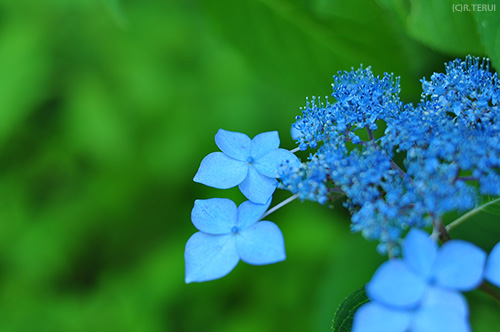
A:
[[293, 68, 401, 151], [194, 129, 300, 204], [282, 57, 500, 250], [185, 198, 286, 283], [353, 286, 470, 332], [485, 241, 500, 287], [353, 229, 486, 332]]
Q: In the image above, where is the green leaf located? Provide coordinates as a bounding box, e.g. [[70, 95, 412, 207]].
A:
[[404, 0, 484, 56], [480, 196, 500, 216], [331, 286, 369, 332], [200, 0, 437, 99], [375, 0, 500, 68], [474, 8, 500, 69]]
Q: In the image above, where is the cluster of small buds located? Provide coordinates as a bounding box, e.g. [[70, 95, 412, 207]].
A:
[[421, 56, 499, 125], [280, 56, 500, 253], [293, 66, 401, 152]]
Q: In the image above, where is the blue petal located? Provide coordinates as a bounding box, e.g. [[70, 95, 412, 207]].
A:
[[238, 166, 277, 204], [431, 240, 486, 291], [236, 198, 272, 230], [254, 148, 300, 178], [236, 221, 285, 265], [403, 229, 437, 279], [184, 232, 239, 283], [419, 286, 468, 318], [366, 259, 426, 308], [250, 131, 280, 159], [291, 125, 304, 140], [412, 305, 470, 332], [352, 302, 411, 332], [485, 241, 500, 287], [191, 198, 237, 234], [193, 152, 248, 189], [215, 129, 251, 161]]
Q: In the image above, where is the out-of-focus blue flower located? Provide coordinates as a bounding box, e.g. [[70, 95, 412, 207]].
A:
[[194, 129, 300, 204], [353, 229, 486, 332], [354, 286, 470, 332], [184, 198, 285, 283], [485, 241, 500, 287]]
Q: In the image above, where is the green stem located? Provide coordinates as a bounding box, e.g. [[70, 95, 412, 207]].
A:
[[478, 281, 500, 304], [446, 197, 500, 232], [262, 194, 299, 219]]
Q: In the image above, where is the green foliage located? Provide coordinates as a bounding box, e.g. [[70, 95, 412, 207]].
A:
[[474, 8, 500, 70], [376, 0, 500, 68], [480, 196, 500, 216], [201, 0, 434, 99], [331, 287, 368, 332], [405, 0, 483, 55], [0, 0, 498, 331]]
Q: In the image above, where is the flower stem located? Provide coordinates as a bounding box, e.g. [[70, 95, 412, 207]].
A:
[[456, 176, 478, 181], [431, 216, 451, 243], [290, 147, 301, 153], [446, 197, 500, 232], [478, 281, 500, 303], [390, 160, 407, 180], [262, 194, 299, 219], [366, 128, 375, 141]]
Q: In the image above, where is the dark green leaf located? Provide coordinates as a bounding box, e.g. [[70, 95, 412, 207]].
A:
[[331, 286, 369, 332], [474, 8, 500, 69], [375, 0, 485, 57], [200, 0, 436, 98], [405, 0, 483, 55]]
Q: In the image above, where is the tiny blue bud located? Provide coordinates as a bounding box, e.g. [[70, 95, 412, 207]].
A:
[[246, 156, 254, 164]]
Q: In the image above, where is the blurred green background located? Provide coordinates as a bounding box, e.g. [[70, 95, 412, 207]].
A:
[[0, 0, 498, 331]]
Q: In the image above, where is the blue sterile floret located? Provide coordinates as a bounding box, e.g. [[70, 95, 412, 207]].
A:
[[185, 198, 286, 283], [194, 129, 300, 204], [485, 241, 500, 287], [352, 229, 487, 332]]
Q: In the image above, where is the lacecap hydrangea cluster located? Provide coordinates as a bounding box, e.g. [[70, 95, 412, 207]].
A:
[[186, 55, 500, 312], [281, 56, 500, 254]]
